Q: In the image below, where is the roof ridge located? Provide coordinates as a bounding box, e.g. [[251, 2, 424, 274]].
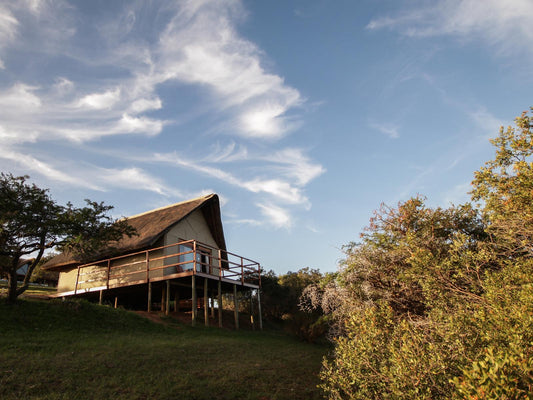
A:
[[124, 194, 215, 220]]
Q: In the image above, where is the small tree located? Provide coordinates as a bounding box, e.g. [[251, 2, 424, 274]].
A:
[[0, 173, 136, 302]]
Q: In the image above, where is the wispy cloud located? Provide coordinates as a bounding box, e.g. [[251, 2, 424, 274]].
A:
[[367, 0, 533, 58], [368, 122, 400, 139], [257, 203, 292, 229], [0, 0, 319, 230]]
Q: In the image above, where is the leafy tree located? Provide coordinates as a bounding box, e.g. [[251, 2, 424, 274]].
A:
[[0, 173, 136, 302], [315, 108, 533, 399], [258, 268, 326, 341]]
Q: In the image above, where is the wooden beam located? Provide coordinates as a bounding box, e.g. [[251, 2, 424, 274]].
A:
[[218, 280, 222, 328], [114, 296, 118, 309], [191, 275, 197, 327], [99, 289, 103, 305], [204, 279, 209, 327], [174, 288, 179, 312], [233, 284, 239, 330]]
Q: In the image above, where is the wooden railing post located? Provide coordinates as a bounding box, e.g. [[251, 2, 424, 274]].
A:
[[218, 249, 222, 279], [241, 258, 244, 285], [106, 259, 111, 289], [74, 266, 81, 295], [145, 250, 149, 282], [193, 241, 197, 273]]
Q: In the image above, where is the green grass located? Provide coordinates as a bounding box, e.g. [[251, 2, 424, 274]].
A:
[[0, 299, 327, 400], [0, 282, 57, 297]]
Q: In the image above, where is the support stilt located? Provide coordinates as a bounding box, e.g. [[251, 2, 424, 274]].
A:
[[250, 289, 255, 330], [218, 281, 223, 328], [192, 275, 197, 327], [99, 290, 103, 305], [257, 288, 263, 331], [204, 279, 209, 327], [233, 284, 239, 330], [147, 282, 152, 312], [165, 280, 170, 316]]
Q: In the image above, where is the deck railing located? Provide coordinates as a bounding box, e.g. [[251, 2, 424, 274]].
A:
[[70, 240, 261, 295]]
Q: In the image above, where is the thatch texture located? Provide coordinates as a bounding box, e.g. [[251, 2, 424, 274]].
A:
[[43, 194, 226, 271]]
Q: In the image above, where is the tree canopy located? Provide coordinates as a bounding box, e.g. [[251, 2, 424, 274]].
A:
[[0, 173, 136, 302], [307, 108, 533, 399]]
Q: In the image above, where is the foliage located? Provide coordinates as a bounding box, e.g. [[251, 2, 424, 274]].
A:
[[0, 173, 136, 302], [316, 108, 533, 399], [259, 268, 327, 341]]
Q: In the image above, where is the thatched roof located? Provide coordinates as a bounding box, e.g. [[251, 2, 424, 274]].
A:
[[43, 194, 226, 271]]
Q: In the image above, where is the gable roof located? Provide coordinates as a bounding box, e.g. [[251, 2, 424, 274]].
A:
[[43, 194, 226, 271]]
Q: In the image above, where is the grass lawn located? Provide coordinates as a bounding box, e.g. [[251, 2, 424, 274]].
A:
[[0, 299, 327, 400]]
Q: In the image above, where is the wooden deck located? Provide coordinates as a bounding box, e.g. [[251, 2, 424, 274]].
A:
[[51, 239, 261, 298]]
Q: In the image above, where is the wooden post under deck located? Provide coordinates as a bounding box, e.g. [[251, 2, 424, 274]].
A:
[[174, 289, 179, 312], [165, 280, 170, 316], [191, 275, 197, 327], [210, 291, 215, 318], [218, 281, 223, 328], [147, 281, 152, 312], [257, 288, 263, 331], [250, 290, 255, 330], [161, 284, 165, 312], [99, 290, 103, 305], [233, 284, 239, 330], [204, 279, 209, 327]]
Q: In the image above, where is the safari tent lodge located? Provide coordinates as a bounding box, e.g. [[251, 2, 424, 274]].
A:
[[43, 194, 262, 329]]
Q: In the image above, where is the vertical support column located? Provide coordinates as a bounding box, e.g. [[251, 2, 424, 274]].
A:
[[210, 291, 215, 318], [114, 297, 118, 309], [257, 288, 263, 331], [191, 275, 197, 327], [204, 279, 209, 327], [147, 281, 152, 312], [161, 284, 165, 312], [250, 290, 255, 330], [174, 289, 179, 312], [218, 281, 223, 328], [165, 280, 170, 316], [99, 290, 103, 305], [233, 284, 239, 330]]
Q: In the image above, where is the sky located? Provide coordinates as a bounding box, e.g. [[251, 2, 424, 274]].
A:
[[1, 0, 532, 274]]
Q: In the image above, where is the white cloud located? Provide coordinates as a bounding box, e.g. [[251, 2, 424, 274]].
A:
[[369, 122, 400, 139], [367, 0, 533, 57], [0, 147, 97, 188], [257, 203, 292, 229], [152, 151, 312, 207], [77, 88, 121, 110], [154, 0, 303, 138], [0, 1, 318, 230], [0, 83, 41, 110], [0, 5, 18, 43], [129, 97, 162, 114], [264, 148, 325, 186], [96, 167, 181, 197]]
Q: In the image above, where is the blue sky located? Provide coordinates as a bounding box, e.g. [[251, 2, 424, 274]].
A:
[[1, 0, 531, 274]]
